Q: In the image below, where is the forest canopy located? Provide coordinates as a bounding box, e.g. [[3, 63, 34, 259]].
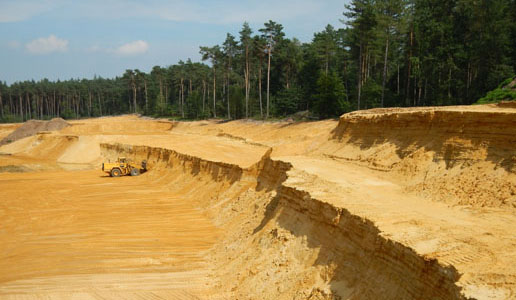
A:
[[1, 0, 515, 122]]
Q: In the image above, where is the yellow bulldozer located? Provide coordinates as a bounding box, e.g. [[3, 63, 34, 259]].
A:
[[102, 157, 147, 177]]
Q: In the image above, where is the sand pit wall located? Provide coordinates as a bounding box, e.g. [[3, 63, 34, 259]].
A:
[[0, 118, 69, 146], [0, 133, 79, 160], [100, 142, 468, 299], [326, 109, 516, 209], [0, 133, 103, 165], [61, 118, 173, 135]]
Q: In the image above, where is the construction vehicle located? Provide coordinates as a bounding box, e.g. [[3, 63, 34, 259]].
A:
[[102, 157, 147, 177]]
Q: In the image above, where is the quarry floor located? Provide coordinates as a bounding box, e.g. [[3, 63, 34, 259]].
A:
[[0, 110, 515, 299], [0, 161, 220, 299]]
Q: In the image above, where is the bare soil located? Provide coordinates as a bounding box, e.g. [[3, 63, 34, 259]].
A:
[[0, 118, 69, 146], [0, 106, 515, 299]]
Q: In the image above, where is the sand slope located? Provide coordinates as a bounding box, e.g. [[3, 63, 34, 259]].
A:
[[0, 106, 515, 299]]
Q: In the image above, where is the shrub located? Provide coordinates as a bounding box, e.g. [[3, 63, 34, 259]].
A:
[[475, 75, 516, 104]]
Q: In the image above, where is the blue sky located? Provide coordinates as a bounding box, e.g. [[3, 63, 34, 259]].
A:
[[0, 0, 349, 84]]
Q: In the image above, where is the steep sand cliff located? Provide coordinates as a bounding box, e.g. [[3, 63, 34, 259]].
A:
[[0, 106, 515, 299], [323, 105, 516, 209], [100, 143, 465, 299]]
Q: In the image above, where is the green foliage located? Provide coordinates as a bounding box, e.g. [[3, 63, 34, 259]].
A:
[[185, 91, 202, 119], [274, 87, 303, 116], [2, 2, 516, 123], [476, 76, 516, 104], [314, 72, 350, 119], [361, 80, 383, 109], [0, 114, 23, 123], [486, 65, 515, 92], [498, 77, 515, 88], [476, 89, 516, 104], [60, 108, 76, 120]]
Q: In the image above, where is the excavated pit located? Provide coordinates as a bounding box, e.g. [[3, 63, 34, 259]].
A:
[[0, 108, 515, 299], [99, 143, 465, 299]]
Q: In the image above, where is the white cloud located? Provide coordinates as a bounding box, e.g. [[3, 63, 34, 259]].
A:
[[7, 41, 21, 49], [70, 0, 324, 25], [86, 45, 101, 53], [26, 35, 69, 54], [112, 40, 149, 56], [157, 0, 323, 24], [0, 0, 336, 25], [0, 0, 61, 23]]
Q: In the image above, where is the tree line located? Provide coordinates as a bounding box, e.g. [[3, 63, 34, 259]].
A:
[[1, 0, 515, 123]]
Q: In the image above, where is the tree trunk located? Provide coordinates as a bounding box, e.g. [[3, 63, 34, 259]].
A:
[[178, 88, 181, 110], [159, 77, 163, 103], [131, 75, 137, 114], [132, 85, 137, 113], [52, 90, 56, 117], [466, 62, 470, 102], [397, 64, 400, 95], [128, 89, 132, 113], [46, 94, 50, 117], [165, 85, 168, 112], [414, 74, 417, 106], [76, 93, 79, 118], [26, 92, 31, 120], [38, 94, 42, 119], [259, 62, 263, 118], [424, 78, 428, 105], [144, 78, 148, 112], [448, 66, 452, 101], [19, 94, 23, 120], [88, 91, 92, 117], [266, 46, 271, 119], [227, 71, 230, 119], [406, 28, 413, 106], [35, 94, 39, 119], [365, 47, 369, 83], [9, 92, 13, 115], [325, 53, 329, 75], [381, 33, 389, 108], [357, 43, 362, 110], [202, 80, 206, 115], [180, 77, 184, 118], [98, 92, 102, 116], [418, 81, 422, 106], [213, 67, 217, 118], [0, 89, 3, 118], [343, 60, 349, 103], [245, 44, 250, 118], [286, 64, 290, 89]]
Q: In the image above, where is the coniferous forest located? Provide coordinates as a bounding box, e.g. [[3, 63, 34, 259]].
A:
[[1, 0, 515, 122]]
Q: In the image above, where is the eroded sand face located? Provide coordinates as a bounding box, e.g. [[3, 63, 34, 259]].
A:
[[1, 106, 515, 299]]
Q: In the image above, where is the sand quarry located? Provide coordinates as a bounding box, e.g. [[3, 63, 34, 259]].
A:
[[0, 104, 515, 299]]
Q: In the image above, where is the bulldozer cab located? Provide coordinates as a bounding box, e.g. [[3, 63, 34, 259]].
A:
[[118, 157, 127, 163]]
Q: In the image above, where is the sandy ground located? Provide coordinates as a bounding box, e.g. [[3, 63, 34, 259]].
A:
[[0, 124, 21, 141], [0, 164, 220, 299], [0, 106, 515, 299], [281, 156, 516, 299]]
